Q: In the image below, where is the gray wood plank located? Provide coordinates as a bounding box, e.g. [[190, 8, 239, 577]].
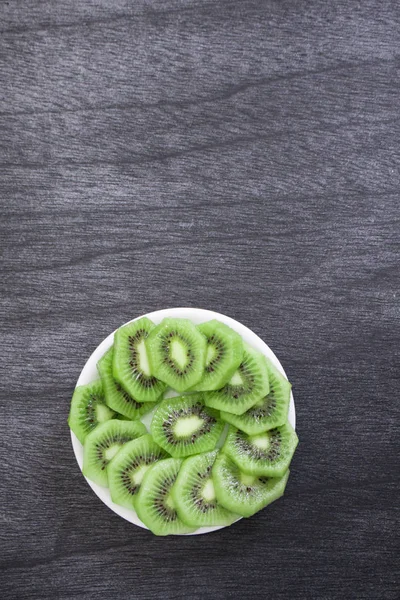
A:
[[1, 0, 399, 599]]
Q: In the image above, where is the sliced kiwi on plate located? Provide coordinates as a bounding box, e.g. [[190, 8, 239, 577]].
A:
[[204, 343, 270, 415], [151, 394, 224, 458], [222, 423, 298, 477], [82, 419, 147, 487], [107, 434, 168, 509], [68, 380, 115, 444], [70, 314, 298, 535], [212, 452, 290, 517], [135, 458, 195, 536], [220, 359, 291, 434], [193, 320, 244, 391], [113, 317, 167, 403], [172, 450, 239, 528], [98, 346, 157, 419], [146, 318, 206, 392]]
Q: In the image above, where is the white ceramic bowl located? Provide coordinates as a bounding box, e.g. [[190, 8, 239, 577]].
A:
[[71, 307, 296, 535]]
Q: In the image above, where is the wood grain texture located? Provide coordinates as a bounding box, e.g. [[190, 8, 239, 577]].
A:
[[1, 0, 399, 598]]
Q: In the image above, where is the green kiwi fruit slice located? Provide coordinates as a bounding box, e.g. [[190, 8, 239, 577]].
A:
[[114, 413, 133, 420], [135, 458, 195, 535], [82, 419, 147, 487], [68, 380, 115, 444], [212, 452, 290, 517], [223, 423, 298, 477], [203, 343, 270, 415], [107, 434, 168, 509], [150, 394, 224, 458], [98, 346, 158, 419], [193, 320, 244, 391], [113, 317, 167, 403], [172, 450, 239, 528], [220, 359, 291, 434], [146, 318, 207, 392]]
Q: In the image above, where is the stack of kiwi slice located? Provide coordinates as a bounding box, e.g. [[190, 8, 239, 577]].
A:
[[69, 316, 298, 536]]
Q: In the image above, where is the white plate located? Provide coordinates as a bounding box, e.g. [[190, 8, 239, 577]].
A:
[[71, 307, 296, 535]]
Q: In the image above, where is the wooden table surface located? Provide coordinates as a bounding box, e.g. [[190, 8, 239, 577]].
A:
[[1, 1, 399, 598]]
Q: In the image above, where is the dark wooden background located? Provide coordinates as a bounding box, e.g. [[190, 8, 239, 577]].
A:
[[1, 1, 399, 598]]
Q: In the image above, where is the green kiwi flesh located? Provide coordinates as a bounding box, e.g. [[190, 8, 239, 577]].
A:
[[113, 317, 167, 403], [151, 394, 224, 458], [146, 318, 206, 392], [172, 450, 239, 528], [221, 359, 291, 434], [114, 413, 134, 420], [223, 423, 298, 477], [193, 320, 244, 391], [68, 380, 115, 444], [135, 458, 195, 535], [98, 346, 158, 419], [204, 343, 270, 415], [107, 434, 168, 509], [212, 452, 290, 517], [82, 419, 147, 487]]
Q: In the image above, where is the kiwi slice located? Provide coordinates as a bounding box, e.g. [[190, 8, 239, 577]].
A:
[[151, 394, 224, 458], [98, 346, 157, 419], [212, 452, 290, 517], [82, 419, 147, 487], [68, 380, 115, 444], [107, 434, 168, 509], [135, 458, 195, 535], [204, 343, 270, 415], [146, 318, 206, 392], [220, 359, 291, 434], [172, 450, 239, 528], [114, 413, 133, 420], [223, 423, 298, 477], [113, 317, 167, 403], [193, 320, 244, 391]]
